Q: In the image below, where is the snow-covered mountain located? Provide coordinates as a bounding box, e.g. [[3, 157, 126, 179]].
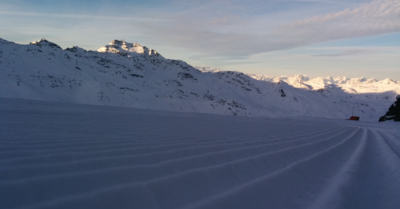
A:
[[1, 38, 399, 121]]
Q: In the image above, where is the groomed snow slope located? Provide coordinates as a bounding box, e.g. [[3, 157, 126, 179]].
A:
[[1, 98, 399, 209]]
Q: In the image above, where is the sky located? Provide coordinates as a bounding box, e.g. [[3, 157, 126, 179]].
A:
[[0, 0, 399, 80]]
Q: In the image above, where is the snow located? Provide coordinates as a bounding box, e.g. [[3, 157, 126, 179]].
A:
[[0, 98, 399, 209], [1, 38, 400, 121], [1, 38, 399, 208], [30, 39, 62, 49]]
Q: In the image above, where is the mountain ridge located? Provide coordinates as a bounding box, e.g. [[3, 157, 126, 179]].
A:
[[1, 38, 399, 121], [197, 67, 399, 86]]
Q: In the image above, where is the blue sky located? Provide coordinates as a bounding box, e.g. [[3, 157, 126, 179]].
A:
[[1, 0, 399, 80]]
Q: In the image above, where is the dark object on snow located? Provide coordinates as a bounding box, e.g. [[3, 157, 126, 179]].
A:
[[379, 95, 400, 122], [349, 116, 360, 121], [347, 107, 359, 121], [279, 89, 286, 97]]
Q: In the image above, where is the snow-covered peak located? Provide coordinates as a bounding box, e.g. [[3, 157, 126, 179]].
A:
[[198, 67, 399, 88], [97, 40, 161, 57], [197, 66, 223, 73], [283, 75, 311, 83], [379, 78, 396, 85], [249, 74, 398, 85], [0, 38, 13, 44], [30, 38, 62, 49], [65, 46, 87, 54], [342, 77, 374, 84]]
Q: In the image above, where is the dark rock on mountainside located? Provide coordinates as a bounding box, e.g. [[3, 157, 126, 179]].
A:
[[379, 95, 400, 122]]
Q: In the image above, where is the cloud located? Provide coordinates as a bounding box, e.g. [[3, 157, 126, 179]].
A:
[[271, 0, 400, 46], [1, 0, 398, 60], [312, 48, 378, 57], [137, 0, 400, 58], [0, 11, 165, 22]]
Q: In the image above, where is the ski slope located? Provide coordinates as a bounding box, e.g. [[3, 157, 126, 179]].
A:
[[1, 98, 399, 209]]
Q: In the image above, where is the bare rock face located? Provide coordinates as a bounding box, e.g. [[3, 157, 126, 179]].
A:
[[30, 39, 62, 50], [97, 40, 161, 57]]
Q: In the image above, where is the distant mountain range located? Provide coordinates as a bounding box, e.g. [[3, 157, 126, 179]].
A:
[[1, 38, 399, 121]]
